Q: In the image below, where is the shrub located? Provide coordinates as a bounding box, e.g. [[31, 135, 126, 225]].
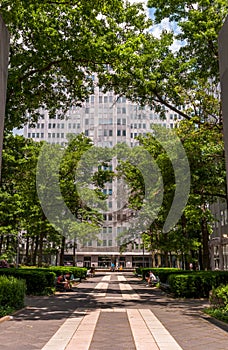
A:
[[168, 271, 228, 298], [0, 268, 56, 295], [0, 275, 26, 310], [137, 267, 182, 282], [209, 284, 228, 308]]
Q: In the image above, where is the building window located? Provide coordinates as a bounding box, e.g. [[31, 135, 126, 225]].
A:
[[103, 240, 107, 246], [117, 130, 121, 136], [109, 130, 113, 136], [108, 239, 112, 246], [122, 130, 126, 136]]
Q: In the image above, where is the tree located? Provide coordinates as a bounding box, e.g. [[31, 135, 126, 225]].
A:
[[100, 0, 227, 126], [0, 0, 152, 130], [0, 133, 110, 265]]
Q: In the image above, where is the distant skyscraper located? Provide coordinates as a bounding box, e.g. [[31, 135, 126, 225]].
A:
[[24, 86, 180, 268]]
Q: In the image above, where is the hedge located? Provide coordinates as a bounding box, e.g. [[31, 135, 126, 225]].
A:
[[168, 271, 228, 298], [0, 268, 56, 295], [0, 266, 87, 295], [136, 267, 184, 282], [0, 275, 26, 309]]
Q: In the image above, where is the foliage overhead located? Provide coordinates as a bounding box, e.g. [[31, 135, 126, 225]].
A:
[[0, 0, 151, 130]]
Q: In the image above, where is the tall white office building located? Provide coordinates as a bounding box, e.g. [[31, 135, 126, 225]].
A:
[[24, 86, 180, 268]]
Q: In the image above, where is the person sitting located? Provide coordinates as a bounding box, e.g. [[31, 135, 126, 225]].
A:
[[56, 274, 72, 291], [145, 270, 158, 287]]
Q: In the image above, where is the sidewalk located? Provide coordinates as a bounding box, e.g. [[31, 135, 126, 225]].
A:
[[0, 272, 227, 350]]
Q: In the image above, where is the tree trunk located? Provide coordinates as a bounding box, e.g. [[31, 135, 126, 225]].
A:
[[0, 234, 3, 254], [24, 235, 30, 265], [59, 236, 65, 266], [201, 217, 210, 270], [33, 235, 39, 266], [38, 231, 44, 267], [72, 240, 77, 266]]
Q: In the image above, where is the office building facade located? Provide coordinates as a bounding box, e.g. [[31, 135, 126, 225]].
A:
[[24, 87, 180, 268]]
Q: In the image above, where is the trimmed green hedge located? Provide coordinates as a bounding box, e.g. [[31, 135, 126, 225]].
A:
[[0, 275, 26, 310], [45, 266, 87, 280], [136, 267, 183, 282], [0, 266, 87, 295], [0, 268, 56, 295], [168, 271, 228, 298]]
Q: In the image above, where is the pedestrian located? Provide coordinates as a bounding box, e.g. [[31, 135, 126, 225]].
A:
[[111, 262, 115, 272], [145, 270, 157, 287], [56, 274, 71, 291], [90, 264, 95, 277]]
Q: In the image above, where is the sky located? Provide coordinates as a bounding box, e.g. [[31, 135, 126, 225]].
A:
[[127, 0, 182, 52]]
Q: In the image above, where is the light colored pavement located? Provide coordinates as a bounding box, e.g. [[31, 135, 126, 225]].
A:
[[0, 272, 228, 350], [41, 274, 182, 350]]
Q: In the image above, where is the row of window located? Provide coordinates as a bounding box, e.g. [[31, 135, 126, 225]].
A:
[[48, 123, 65, 129], [28, 133, 44, 138], [131, 123, 147, 129], [86, 95, 127, 104], [48, 133, 65, 138]]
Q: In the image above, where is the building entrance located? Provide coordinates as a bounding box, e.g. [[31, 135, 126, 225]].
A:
[[98, 256, 112, 268]]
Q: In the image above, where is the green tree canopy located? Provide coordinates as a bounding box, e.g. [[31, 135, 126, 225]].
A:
[[0, 0, 151, 130]]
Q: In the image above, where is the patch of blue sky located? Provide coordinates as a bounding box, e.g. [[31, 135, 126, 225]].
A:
[[127, 1, 185, 51]]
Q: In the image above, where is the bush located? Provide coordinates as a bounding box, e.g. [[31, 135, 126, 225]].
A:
[[136, 267, 182, 282], [203, 284, 228, 324], [168, 271, 228, 298], [0, 275, 26, 312], [209, 284, 228, 308], [46, 266, 87, 280], [0, 268, 56, 295]]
